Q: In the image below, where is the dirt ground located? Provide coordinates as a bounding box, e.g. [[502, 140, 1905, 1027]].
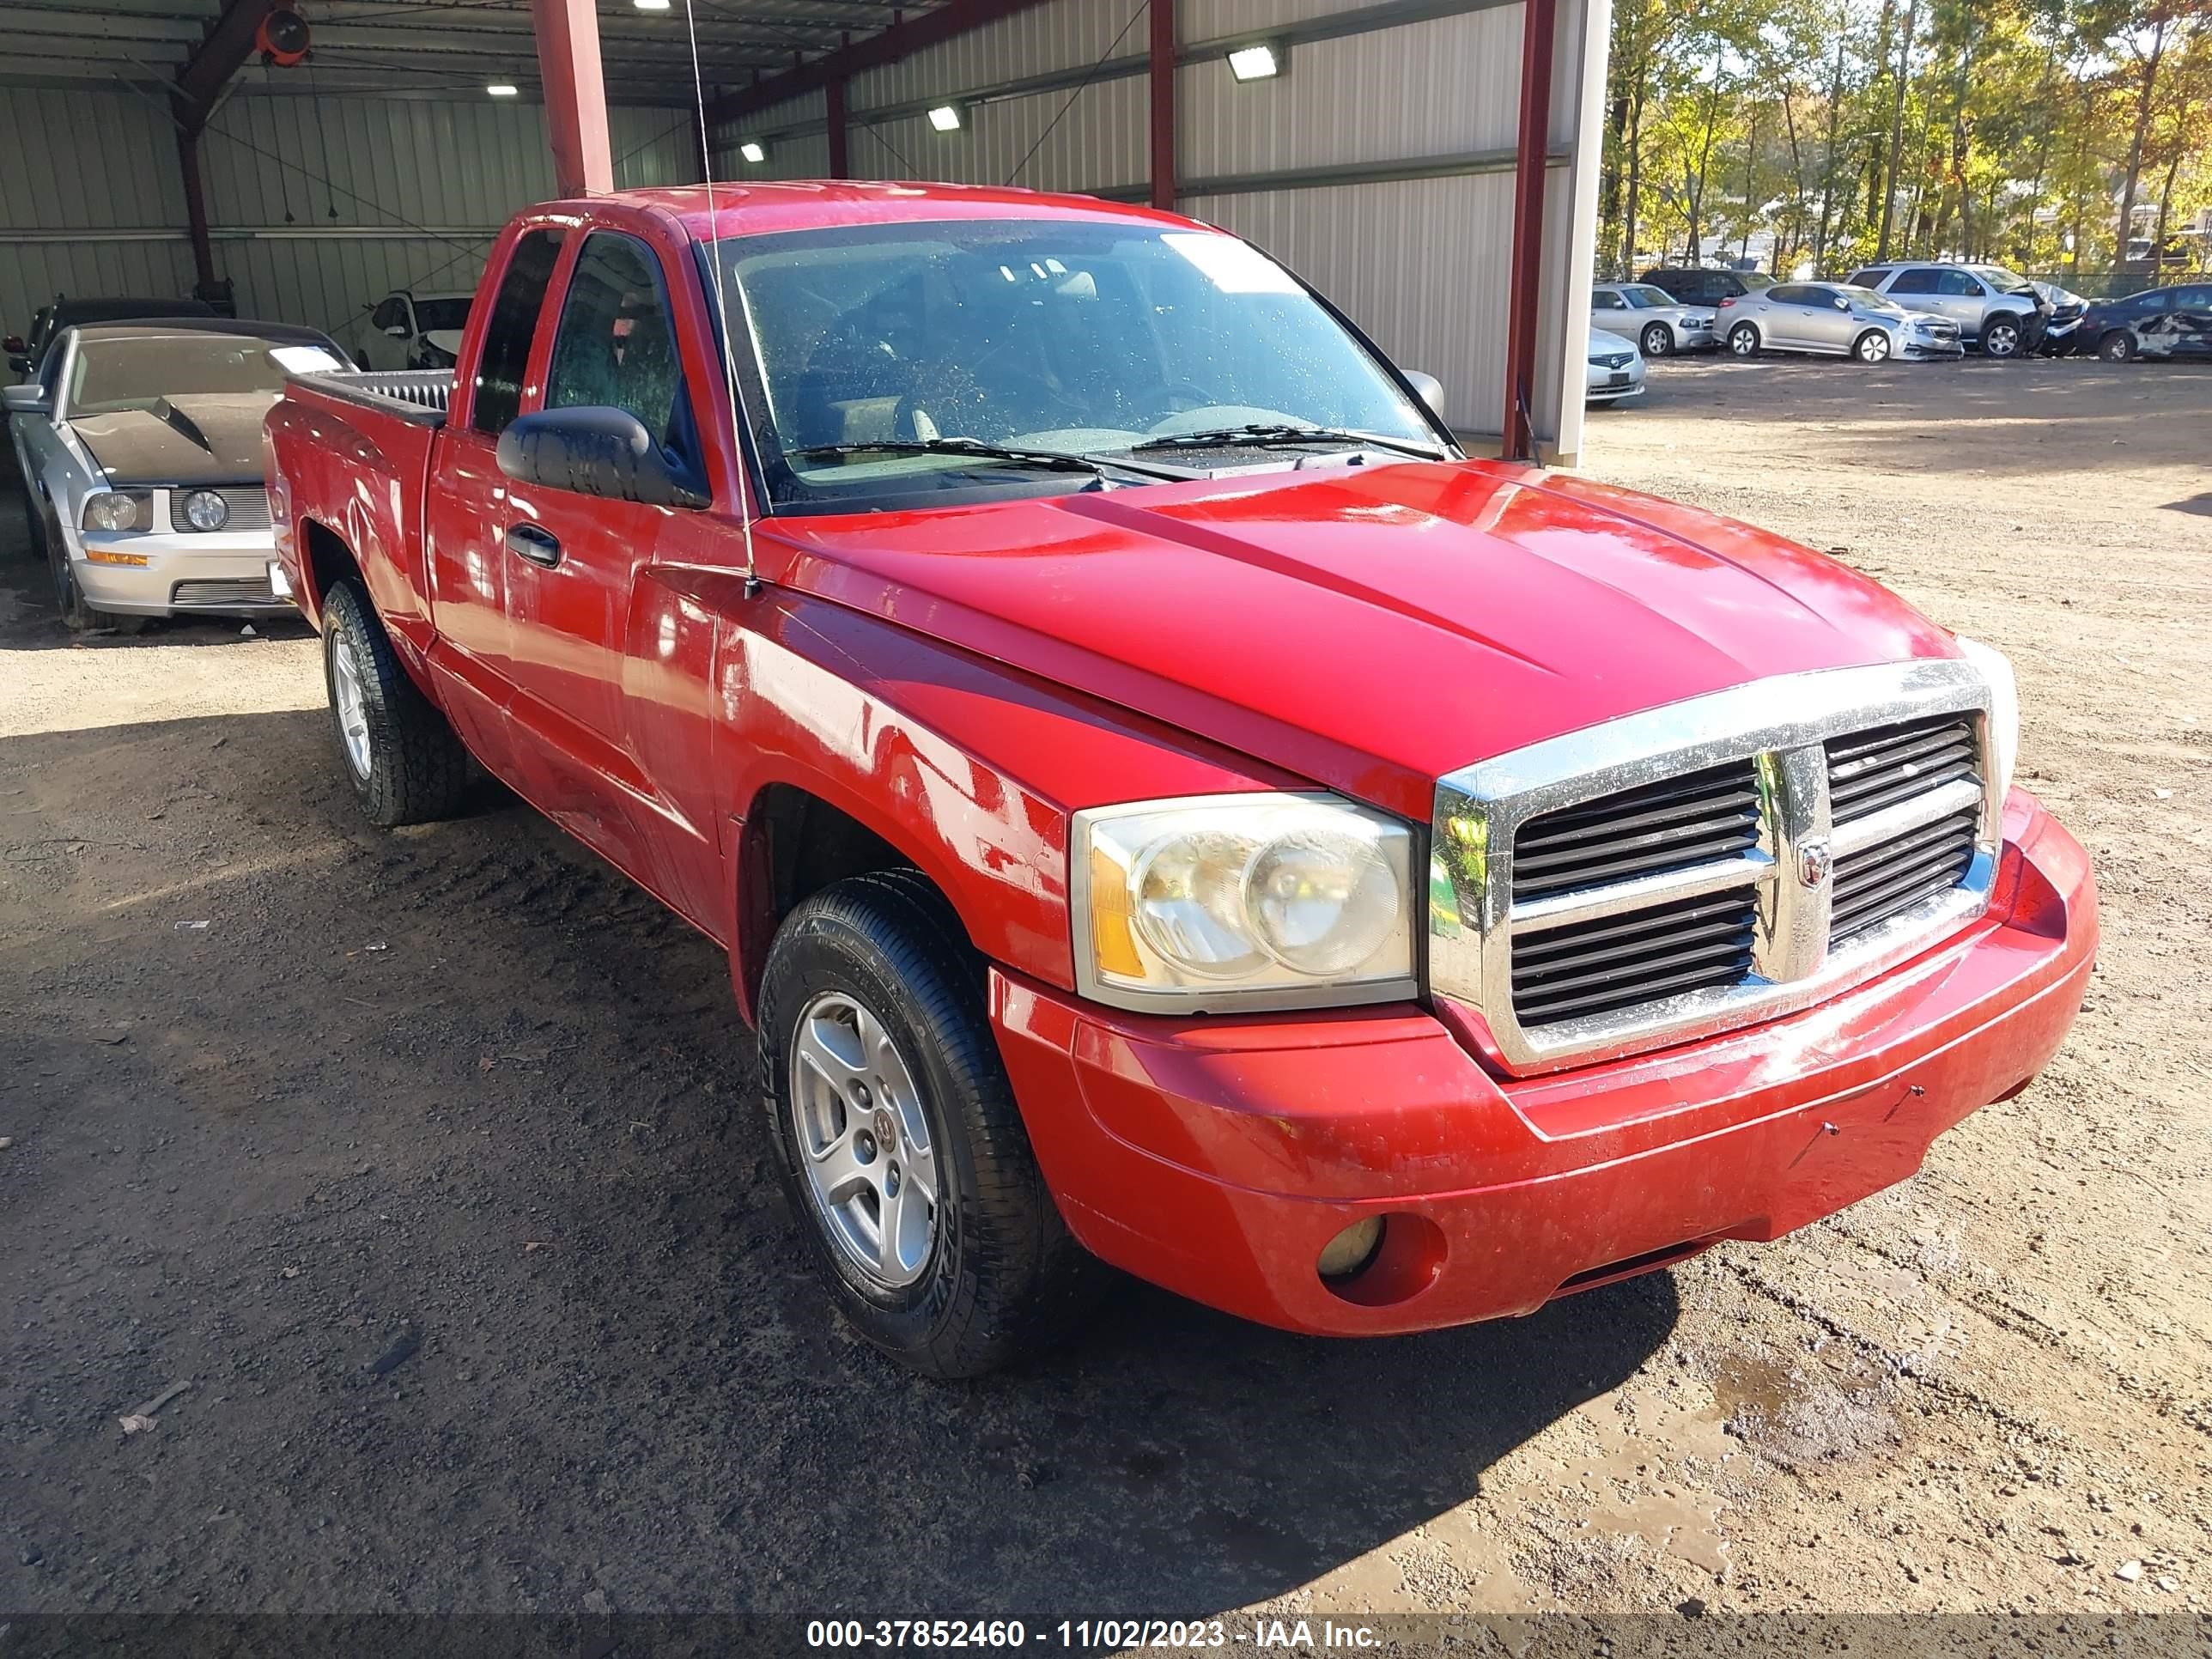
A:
[[1, 356, 2206, 1638]]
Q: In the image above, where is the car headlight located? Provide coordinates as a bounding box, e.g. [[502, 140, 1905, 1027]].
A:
[[1954, 635, 2019, 803], [81, 489, 152, 532], [1073, 793, 1417, 1012]]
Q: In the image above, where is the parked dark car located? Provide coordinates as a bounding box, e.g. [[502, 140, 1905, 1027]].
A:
[[1639, 266, 1774, 307], [9, 295, 218, 378], [2075, 283, 2212, 362]]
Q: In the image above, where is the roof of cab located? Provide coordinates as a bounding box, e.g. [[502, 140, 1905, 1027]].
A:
[[556, 179, 1194, 241]]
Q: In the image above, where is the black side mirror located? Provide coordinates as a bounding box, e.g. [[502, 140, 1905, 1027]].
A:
[[496, 406, 708, 510], [6, 356, 29, 376]]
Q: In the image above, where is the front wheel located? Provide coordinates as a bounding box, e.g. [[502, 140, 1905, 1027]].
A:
[[319, 578, 471, 825], [758, 871, 1106, 1377], [1640, 322, 1673, 358], [1728, 323, 1760, 357], [1852, 329, 1893, 364], [1981, 314, 2025, 358], [2098, 330, 2137, 363], [46, 508, 145, 635]]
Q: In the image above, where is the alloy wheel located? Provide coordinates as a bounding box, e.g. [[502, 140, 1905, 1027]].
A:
[[1857, 332, 1891, 363], [788, 988, 940, 1289], [1985, 322, 2021, 358], [1729, 325, 1758, 356], [1642, 324, 1671, 358], [330, 628, 374, 781]]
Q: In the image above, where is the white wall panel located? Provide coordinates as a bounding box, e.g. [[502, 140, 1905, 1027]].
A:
[[851, 74, 1147, 194], [0, 87, 696, 340], [1180, 9, 1523, 179], [1187, 171, 1512, 432], [853, 1, 1149, 110]]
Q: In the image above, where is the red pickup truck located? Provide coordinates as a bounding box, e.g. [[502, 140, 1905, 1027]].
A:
[[264, 184, 2095, 1377]]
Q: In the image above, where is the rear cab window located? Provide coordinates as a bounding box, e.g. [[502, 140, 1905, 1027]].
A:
[[471, 228, 566, 434]]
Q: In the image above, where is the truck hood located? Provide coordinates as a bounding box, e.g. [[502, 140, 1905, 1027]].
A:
[[70, 393, 274, 487], [763, 459, 1960, 822]]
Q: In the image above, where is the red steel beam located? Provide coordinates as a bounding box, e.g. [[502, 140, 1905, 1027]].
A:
[[706, 0, 1053, 126], [1148, 0, 1175, 209], [827, 75, 850, 178], [1498, 0, 1556, 461], [173, 0, 277, 129], [531, 0, 614, 197]]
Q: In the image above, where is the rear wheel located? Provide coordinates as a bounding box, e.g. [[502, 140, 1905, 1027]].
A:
[[1728, 322, 1760, 357], [319, 578, 471, 825], [2098, 330, 2137, 363], [1639, 322, 1673, 358], [1980, 313, 2025, 358], [1852, 329, 1893, 363], [758, 871, 1106, 1377]]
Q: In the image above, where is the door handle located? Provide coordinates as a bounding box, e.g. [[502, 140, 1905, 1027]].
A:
[[505, 522, 561, 568]]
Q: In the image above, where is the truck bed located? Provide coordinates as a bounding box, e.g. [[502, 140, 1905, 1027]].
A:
[[289, 368, 453, 427]]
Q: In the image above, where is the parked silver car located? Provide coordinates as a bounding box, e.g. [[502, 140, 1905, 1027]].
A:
[[1844, 262, 2050, 357], [1590, 283, 1716, 356], [1719, 283, 1965, 363], [3, 319, 348, 632], [1585, 325, 1646, 403]]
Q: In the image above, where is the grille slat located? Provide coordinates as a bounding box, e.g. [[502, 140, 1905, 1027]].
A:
[[1510, 760, 1759, 904], [167, 484, 271, 532], [1511, 888, 1758, 1028], [1826, 714, 1978, 825], [170, 575, 279, 607]]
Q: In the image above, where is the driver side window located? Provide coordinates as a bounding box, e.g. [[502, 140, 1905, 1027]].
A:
[[1936, 270, 1983, 296], [544, 231, 695, 467]]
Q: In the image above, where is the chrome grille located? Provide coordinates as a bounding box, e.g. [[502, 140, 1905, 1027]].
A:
[[168, 485, 270, 532], [1513, 889, 1759, 1028], [1511, 759, 1759, 903], [1431, 661, 2001, 1074], [171, 575, 281, 607]]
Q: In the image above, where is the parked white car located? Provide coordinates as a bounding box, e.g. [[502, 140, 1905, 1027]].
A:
[[1585, 325, 1646, 404], [3, 319, 347, 632], [1591, 283, 1717, 356], [349, 288, 474, 371]]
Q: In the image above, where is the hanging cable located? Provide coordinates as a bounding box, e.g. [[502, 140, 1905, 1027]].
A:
[[683, 0, 762, 596], [1005, 0, 1147, 187]]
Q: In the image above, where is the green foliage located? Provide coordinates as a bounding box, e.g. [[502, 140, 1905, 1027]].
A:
[[1598, 0, 2212, 280]]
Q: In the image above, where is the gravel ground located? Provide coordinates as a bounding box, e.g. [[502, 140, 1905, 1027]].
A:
[[1, 356, 2205, 1637]]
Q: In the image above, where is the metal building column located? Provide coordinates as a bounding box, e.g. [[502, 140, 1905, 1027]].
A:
[[1149, 0, 1176, 210], [827, 76, 850, 179], [1499, 0, 1556, 461], [531, 0, 614, 198]]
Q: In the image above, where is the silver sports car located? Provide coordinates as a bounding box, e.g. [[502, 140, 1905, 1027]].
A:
[[4, 319, 348, 633]]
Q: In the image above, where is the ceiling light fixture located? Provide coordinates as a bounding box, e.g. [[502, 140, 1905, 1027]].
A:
[[485, 82, 519, 96], [926, 103, 963, 132], [1226, 42, 1282, 82], [635, 0, 672, 9], [739, 139, 767, 163]]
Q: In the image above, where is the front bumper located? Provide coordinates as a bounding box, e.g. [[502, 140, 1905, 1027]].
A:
[[995, 791, 2094, 1336], [1902, 336, 1966, 359], [73, 526, 289, 616]]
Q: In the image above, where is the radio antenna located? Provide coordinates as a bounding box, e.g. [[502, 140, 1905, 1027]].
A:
[[681, 0, 761, 597]]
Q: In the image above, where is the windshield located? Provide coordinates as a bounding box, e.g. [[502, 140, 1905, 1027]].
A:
[[1839, 284, 1903, 313], [414, 298, 473, 331], [708, 219, 1440, 511], [1970, 265, 2030, 293], [1624, 285, 1676, 308], [66, 334, 343, 414]]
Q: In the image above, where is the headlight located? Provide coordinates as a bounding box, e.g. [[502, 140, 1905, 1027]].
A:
[[81, 489, 151, 532], [1073, 793, 1416, 1012], [1954, 635, 2019, 802], [182, 488, 230, 531]]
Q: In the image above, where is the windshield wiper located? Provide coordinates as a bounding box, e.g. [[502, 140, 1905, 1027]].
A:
[[1128, 423, 1445, 460], [788, 438, 1183, 483]]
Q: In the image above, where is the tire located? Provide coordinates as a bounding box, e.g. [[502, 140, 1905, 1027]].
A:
[[757, 870, 1106, 1378], [45, 506, 145, 635], [2098, 330, 2137, 363], [1980, 313, 2024, 358], [319, 577, 471, 826], [1640, 322, 1673, 358], [1852, 329, 1893, 364], [1728, 323, 1760, 357]]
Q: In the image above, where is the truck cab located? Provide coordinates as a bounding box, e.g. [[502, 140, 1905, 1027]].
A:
[[264, 185, 2095, 1377]]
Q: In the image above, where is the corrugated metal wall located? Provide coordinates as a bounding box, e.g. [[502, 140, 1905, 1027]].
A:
[[704, 0, 1608, 444], [0, 88, 698, 343]]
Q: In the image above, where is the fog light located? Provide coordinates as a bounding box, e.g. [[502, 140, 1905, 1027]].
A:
[[1316, 1216, 1383, 1279]]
